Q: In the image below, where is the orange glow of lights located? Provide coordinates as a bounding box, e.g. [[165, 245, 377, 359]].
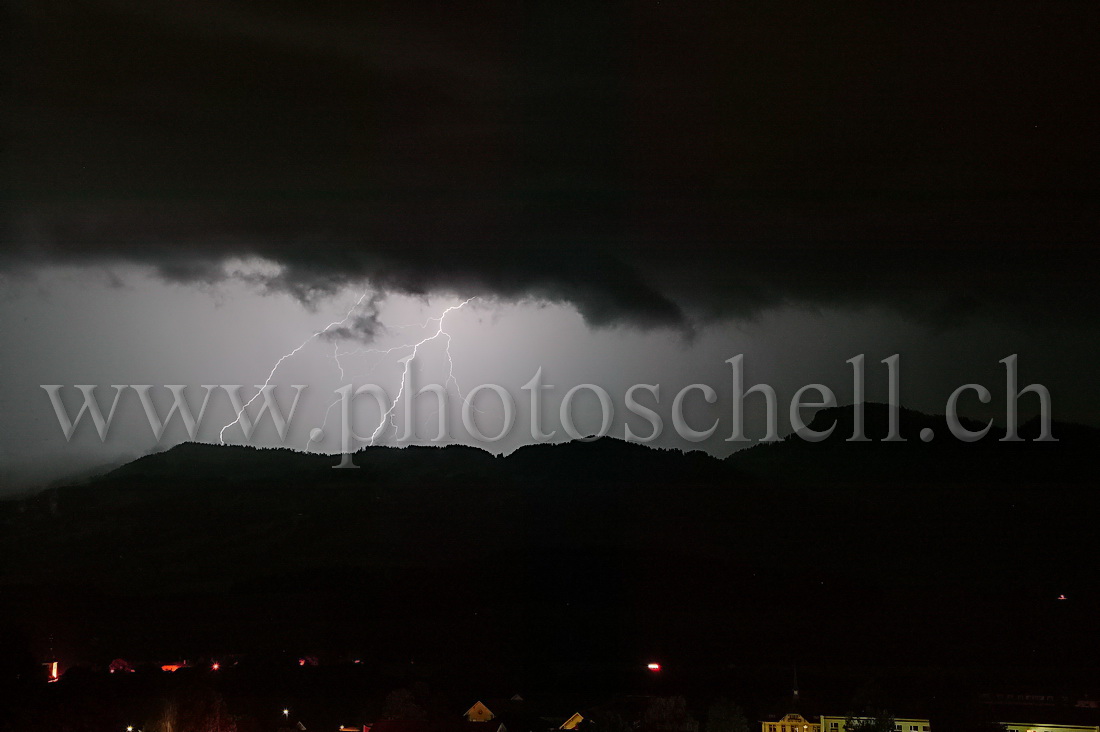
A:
[[48, 661, 59, 680], [211, 662, 220, 671], [647, 662, 661, 671], [161, 664, 184, 672]]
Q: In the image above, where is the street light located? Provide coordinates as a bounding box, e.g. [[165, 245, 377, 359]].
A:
[[283, 708, 290, 718]]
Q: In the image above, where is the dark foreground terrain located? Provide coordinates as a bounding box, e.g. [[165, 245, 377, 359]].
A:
[[1, 404, 1097, 729]]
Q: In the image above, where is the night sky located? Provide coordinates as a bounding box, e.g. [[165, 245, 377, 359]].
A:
[[2, 1, 1099, 488]]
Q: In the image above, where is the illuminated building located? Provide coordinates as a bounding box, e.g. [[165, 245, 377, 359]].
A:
[[465, 702, 496, 722], [762, 712, 821, 732], [817, 716, 930, 732], [1002, 724, 1099, 732], [764, 713, 1098, 732], [560, 713, 586, 730]]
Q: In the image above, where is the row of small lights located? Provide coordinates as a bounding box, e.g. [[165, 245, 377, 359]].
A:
[[133, 655, 642, 679]]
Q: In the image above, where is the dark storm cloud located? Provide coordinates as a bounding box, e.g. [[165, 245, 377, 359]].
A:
[[3, 1, 1098, 328], [321, 313, 385, 344], [320, 293, 386, 344]]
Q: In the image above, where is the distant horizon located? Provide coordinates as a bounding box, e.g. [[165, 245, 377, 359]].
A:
[[11, 394, 1080, 495], [18, 399, 1088, 497]]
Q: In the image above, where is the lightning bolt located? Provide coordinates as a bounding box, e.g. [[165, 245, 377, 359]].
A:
[[333, 341, 347, 382], [218, 290, 373, 444], [368, 297, 476, 445], [306, 296, 478, 451]]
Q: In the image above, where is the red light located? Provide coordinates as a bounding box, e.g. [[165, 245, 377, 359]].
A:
[[647, 662, 661, 672], [299, 658, 306, 666]]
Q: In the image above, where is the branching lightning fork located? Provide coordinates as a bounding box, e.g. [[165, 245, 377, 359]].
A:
[[218, 290, 373, 444], [367, 296, 476, 445], [307, 296, 479, 451]]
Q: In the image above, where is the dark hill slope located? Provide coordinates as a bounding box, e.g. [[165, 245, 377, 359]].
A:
[[730, 403, 1096, 484], [1, 405, 1097, 671]]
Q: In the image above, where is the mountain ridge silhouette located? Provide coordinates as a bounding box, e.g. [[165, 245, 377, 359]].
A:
[[86, 402, 1095, 488], [1, 402, 1095, 669]]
